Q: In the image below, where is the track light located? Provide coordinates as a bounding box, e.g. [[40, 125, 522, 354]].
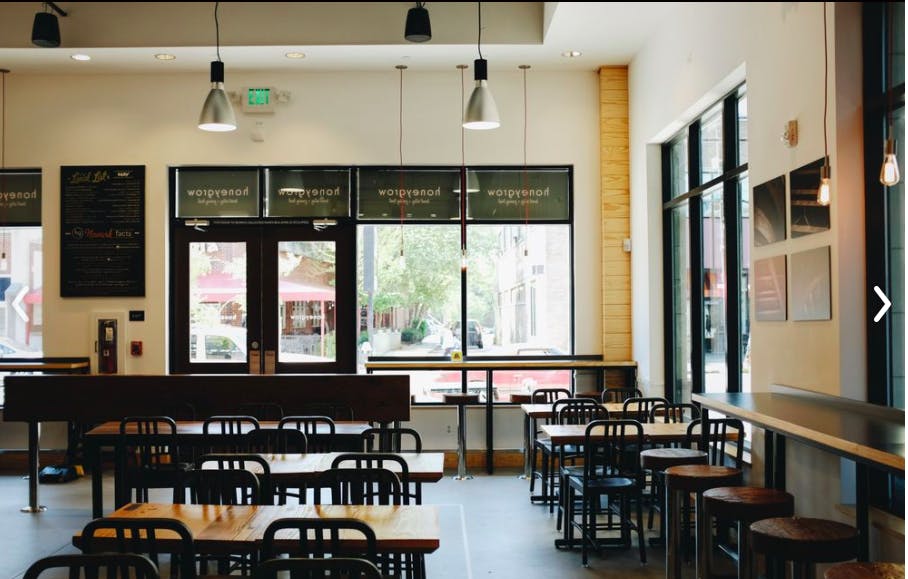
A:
[[405, 2, 431, 43], [31, 2, 66, 48], [463, 2, 500, 130], [198, 2, 237, 132]]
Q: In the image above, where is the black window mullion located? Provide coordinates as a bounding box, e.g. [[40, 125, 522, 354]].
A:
[[723, 94, 742, 393], [690, 196, 704, 398], [662, 144, 676, 401]]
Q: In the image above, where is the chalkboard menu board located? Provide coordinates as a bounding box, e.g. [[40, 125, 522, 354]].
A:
[[61, 166, 145, 297]]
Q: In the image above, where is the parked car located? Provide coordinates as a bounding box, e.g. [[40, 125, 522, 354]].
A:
[[190, 325, 247, 362], [453, 319, 484, 349]]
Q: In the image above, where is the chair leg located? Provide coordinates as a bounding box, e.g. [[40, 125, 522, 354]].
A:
[[548, 451, 558, 513], [581, 493, 590, 567], [529, 443, 539, 493], [636, 493, 647, 564]]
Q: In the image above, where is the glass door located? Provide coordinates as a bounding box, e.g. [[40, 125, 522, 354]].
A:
[[171, 224, 355, 374]]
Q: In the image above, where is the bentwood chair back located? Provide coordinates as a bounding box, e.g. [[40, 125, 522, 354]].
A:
[[24, 553, 160, 579]]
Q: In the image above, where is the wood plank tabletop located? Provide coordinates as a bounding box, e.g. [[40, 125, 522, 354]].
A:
[[0, 361, 90, 372], [85, 421, 370, 438], [203, 452, 445, 483], [74, 502, 441, 554], [541, 422, 734, 445]]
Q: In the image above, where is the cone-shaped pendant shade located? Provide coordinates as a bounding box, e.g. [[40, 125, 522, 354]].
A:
[[463, 59, 499, 130], [199, 61, 236, 132]]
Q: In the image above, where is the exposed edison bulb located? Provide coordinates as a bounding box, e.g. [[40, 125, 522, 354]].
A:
[[817, 163, 831, 206], [461, 248, 468, 271], [880, 139, 901, 186], [397, 247, 406, 268]]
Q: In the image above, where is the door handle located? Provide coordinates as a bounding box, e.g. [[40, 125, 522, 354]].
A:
[[248, 341, 261, 374], [264, 350, 276, 375]]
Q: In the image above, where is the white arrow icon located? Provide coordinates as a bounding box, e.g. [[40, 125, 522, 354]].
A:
[[11, 285, 29, 323], [873, 286, 891, 323]]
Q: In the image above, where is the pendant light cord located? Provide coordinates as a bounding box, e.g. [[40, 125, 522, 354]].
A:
[[460, 65, 467, 254], [886, 1, 894, 138], [521, 65, 530, 251], [215, 2, 222, 63], [398, 65, 406, 254], [477, 2, 484, 60], [823, 1, 828, 160], [1, 70, 6, 169]]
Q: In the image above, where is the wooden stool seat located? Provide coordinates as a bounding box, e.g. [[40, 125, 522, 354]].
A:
[[664, 464, 742, 493], [640, 447, 707, 471], [750, 517, 859, 563], [443, 394, 480, 405], [703, 486, 794, 522], [825, 563, 905, 579]]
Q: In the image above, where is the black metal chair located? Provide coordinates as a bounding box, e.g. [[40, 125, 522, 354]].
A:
[[279, 415, 336, 452], [201, 415, 260, 453], [622, 396, 669, 422], [361, 426, 422, 452], [193, 453, 272, 504], [116, 416, 193, 509], [560, 419, 647, 566], [686, 417, 746, 468], [314, 467, 404, 506], [79, 517, 196, 579], [254, 557, 382, 579], [332, 451, 418, 504], [528, 388, 571, 500], [600, 386, 643, 403], [649, 402, 700, 424], [24, 553, 160, 579], [259, 518, 379, 574]]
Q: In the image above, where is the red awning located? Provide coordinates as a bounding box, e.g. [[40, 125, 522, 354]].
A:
[[193, 272, 334, 302]]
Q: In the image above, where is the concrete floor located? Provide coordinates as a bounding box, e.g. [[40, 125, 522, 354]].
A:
[[0, 467, 672, 578]]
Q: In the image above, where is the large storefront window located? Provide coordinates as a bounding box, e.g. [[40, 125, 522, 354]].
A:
[[663, 87, 748, 402]]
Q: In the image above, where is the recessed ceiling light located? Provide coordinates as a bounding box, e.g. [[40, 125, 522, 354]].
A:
[[154, 53, 176, 61], [284, 52, 306, 59], [561, 50, 582, 58], [70, 54, 91, 61]]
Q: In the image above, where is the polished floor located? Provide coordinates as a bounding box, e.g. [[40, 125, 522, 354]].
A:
[[0, 467, 670, 578]]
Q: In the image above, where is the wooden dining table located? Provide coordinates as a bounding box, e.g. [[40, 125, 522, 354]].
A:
[[73, 501, 441, 555], [209, 452, 446, 484], [84, 420, 371, 518], [540, 421, 732, 445]]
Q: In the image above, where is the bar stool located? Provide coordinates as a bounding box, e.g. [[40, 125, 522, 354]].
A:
[[750, 517, 859, 579], [665, 464, 742, 579], [825, 563, 905, 579], [702, 486, 795, 579], [443, 393, 479, 480], [639, 448, 708, 543]]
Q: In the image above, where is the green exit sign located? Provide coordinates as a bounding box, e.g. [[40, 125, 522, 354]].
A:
[[241, 86, 275, 113]]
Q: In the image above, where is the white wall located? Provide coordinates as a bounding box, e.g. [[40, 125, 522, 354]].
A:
[[0, 68, 600, 450], [629, 1, 881, 540]]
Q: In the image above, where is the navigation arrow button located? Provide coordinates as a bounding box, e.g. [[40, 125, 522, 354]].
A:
[[873, 285, 891, 323]]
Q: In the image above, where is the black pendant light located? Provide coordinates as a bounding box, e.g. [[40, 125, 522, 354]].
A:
[[405, 2, 431, 43], [198, 2, 237, 132], [464, 1, 500, 130], [31, 2, 66, 48]]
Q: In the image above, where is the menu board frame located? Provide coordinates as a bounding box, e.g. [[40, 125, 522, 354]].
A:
[[60, 165, 145, 297]]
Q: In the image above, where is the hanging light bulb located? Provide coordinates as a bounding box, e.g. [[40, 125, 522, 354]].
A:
[[818, 162, 831, 206], [463, 2, 500, 130], [880, 138, 901, 186], [198, 3, 237, 132], [879, 4, 900, 187]]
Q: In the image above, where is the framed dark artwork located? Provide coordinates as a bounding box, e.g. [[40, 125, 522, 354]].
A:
[[789, 158, 831, 238], [754, 255, 787, 321], [790, 245, 831, 321], [753, 175, 786, 246]]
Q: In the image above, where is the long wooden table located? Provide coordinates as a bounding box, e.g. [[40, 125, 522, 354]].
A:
[[84, 421, 372, 518], [366, 358, 637, 473], [2, 373, 411, 514], [259, 452, 444, 484], [694, 387, 905, 561], [540, 421, 714, 445], [74, 501, 441, 555]]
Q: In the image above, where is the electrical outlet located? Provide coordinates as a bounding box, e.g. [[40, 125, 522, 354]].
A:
[[446, 425, 452, 434]]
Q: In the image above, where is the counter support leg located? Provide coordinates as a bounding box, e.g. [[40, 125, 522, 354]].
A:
[[519, 412, 531, 480], [453, 403, 472, 480], [21, 421, 46, 513], [855, 463, 869, 561]]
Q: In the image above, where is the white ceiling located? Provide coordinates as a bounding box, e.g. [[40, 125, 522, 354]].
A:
[[0, 2, 683, 74]]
